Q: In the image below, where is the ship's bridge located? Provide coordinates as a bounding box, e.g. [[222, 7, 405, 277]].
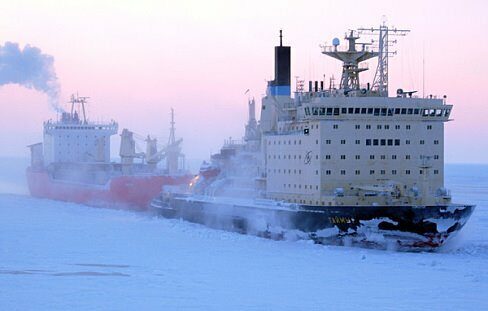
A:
[[292, 96, 452, 121], [44, 120, 118, 133]]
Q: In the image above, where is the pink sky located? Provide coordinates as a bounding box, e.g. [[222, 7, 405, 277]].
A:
[[0, 0, 487, 163]]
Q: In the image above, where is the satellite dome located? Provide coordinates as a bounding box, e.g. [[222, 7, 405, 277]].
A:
[[332, 38, 340, 46]]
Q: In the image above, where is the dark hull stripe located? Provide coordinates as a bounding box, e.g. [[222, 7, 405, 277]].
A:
[[151, 197, 475, 248]]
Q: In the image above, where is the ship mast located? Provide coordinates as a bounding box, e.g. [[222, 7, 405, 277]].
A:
[[168, 108, 176, 146], [165, 108, 184, 175], [321, 31, 378, 92], [69, 93, 89, 124], [357, 22, 410, 96]]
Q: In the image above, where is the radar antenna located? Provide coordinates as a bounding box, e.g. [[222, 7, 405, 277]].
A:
[[358, 22, 410, 96]]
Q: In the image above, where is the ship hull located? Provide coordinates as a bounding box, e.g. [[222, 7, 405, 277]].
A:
[[27, 167, 192, 210], [151, 195, 474, 249]]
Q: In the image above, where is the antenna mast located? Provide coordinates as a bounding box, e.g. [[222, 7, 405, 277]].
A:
[[69, 94, 90, 124], [168, 108, 176, 145], [358, 21, 410, 97]]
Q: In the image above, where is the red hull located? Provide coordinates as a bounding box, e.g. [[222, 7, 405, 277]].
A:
[[26, 168, 192, 210]]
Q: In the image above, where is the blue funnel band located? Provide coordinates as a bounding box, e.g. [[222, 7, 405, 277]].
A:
[[269, 85, 290, 96]]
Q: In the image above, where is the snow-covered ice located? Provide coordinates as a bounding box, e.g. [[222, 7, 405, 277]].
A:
[[0, 159, 487, 310]]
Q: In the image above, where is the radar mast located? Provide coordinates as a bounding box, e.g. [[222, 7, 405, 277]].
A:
[[358, 22, 410, 97], [321, 30, 378, 92], [68, 93, 90, 124]]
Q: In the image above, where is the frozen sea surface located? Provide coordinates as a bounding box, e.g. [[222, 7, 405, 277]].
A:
[[0, 160, 487, 310]]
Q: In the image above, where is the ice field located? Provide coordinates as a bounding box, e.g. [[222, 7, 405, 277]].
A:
[[1, 158, 487, 310]]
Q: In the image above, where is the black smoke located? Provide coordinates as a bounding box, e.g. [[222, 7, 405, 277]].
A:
[[0, 42, 62, 111]]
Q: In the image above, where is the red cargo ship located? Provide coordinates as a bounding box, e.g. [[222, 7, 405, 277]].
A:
[[27, 94, 192, 210]]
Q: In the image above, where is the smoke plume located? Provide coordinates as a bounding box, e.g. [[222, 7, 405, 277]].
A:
[[0, 41, 62, 111]]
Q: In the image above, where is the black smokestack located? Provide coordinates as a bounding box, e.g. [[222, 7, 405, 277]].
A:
[[274, 30, 290, 87], [0, 42, 62, 111]]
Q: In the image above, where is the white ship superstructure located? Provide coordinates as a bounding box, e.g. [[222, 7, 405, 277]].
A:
[[42, 95, 118, 165], [261, 28, 449, 208]]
